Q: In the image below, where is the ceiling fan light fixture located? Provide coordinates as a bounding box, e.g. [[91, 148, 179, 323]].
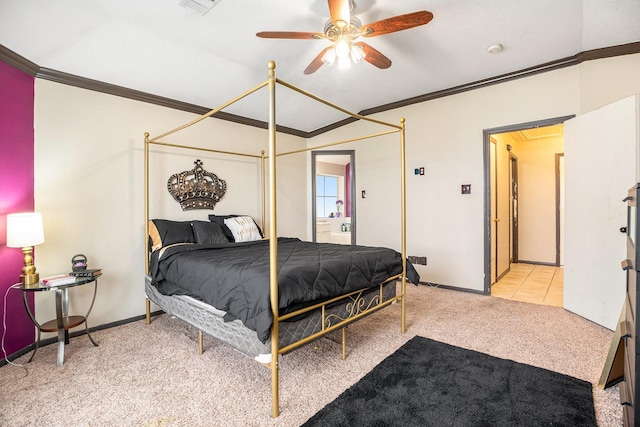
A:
[[350, 43, 366, 63], [322, 47, 337, 66], [257, 3, 432, 74], [335, 39, 351, 59], [337, 55, 352, 70]]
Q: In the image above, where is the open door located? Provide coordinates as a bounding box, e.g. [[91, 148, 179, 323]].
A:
[[563, 95, 639, 329], [490, 140, 497, 284]]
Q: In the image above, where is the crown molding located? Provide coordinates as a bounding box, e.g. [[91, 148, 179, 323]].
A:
[[359, 41, 640, 117], [0, 45, 306, 138], [0, 45, 39, 75], [34, 67, 308, 138], [2, 41, 639, 138]]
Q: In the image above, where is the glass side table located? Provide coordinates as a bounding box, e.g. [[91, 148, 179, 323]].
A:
[[17, 274, 100, 367]]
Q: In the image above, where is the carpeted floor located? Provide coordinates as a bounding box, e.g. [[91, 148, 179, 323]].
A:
[[0, 284, 623, 426], [303, 336, 596, 426]]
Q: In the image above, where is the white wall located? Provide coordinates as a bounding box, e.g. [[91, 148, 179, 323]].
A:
[[33, 80, 307, 334], [310, 67, 581, 290], [31, 53, 640, 334], [308, 53, 640, 292], [513, 135, 564, 264]]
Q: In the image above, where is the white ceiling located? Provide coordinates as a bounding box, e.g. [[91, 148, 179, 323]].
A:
[[1, 0, 639, 134]]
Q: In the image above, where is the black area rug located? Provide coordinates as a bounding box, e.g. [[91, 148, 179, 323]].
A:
[[302, 336, 596, 427]]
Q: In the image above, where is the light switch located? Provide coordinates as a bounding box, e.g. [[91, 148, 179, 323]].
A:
[[461, 184, 471, 194]]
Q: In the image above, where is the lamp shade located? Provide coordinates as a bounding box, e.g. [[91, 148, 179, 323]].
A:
[[7, 212, 45, 248]]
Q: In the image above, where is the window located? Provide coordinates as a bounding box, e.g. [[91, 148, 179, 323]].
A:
[[316, 174, 338, 218]]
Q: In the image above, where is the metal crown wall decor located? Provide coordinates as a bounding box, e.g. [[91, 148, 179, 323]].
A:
[[167, 159, 227, 210]]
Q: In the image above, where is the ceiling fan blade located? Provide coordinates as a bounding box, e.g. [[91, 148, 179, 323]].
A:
[[256, 31, 323, 40], [361, 11, 433, 37], [328, 0, 350, 29], [357, 42, 392, 69], [304, 47, 332, 75]]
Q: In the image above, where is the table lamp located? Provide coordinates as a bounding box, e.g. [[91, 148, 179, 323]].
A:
[[6, 212, 45, 288]]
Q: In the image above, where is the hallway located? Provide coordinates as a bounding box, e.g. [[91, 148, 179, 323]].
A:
[[490, 263, 563, 307]]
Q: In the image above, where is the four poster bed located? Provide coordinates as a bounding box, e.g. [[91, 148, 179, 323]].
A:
[[143, 61, 417, 417]]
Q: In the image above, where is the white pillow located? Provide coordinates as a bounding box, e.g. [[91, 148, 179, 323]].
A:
[[224, 216, 262, 242]]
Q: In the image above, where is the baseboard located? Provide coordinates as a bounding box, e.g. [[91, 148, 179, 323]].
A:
[[419, 281, 487, 295], [1, 310, 164, 368], [516, 260, 559, 267], [496, 268, 510, 282]]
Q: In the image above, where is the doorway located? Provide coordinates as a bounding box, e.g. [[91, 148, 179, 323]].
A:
[[483, 115, 573, 295], [312, 150, 356, 245]]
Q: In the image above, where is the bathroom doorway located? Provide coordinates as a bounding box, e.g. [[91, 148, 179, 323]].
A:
[[312, 150, 356, 245]]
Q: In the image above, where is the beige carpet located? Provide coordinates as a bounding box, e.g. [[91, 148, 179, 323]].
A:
[[0, 284, 622, 426]]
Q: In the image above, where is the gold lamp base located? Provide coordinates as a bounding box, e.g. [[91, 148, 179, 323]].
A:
[[20, 246, 40, 288], [21, 272, 40, 288]]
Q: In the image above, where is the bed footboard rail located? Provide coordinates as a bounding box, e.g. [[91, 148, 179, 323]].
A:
[[277, 276, 405, 356]]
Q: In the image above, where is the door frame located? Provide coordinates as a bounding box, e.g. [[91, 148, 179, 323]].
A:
[[509, 150, 519, 263], [489, 138, 498, 284], [555, 153, 564, 266], [482, 115, 574, 294], [311, 150, 356, 244]]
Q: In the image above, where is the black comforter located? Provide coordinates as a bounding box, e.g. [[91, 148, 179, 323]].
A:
[[150, 237, 419, 343]]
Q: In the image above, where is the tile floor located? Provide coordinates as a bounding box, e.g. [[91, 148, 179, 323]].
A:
[[490, 263, 563, 307]]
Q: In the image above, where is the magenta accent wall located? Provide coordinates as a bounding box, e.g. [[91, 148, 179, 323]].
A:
[[0, 60, 36, 357]]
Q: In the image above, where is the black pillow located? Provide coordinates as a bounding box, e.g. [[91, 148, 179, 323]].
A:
[[191, 221, 229, 245], [208, 214, 264, 242], [148, 219, 195, 252]]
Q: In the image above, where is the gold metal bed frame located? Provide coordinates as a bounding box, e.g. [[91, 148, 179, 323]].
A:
[[143, 60, 408, 418]]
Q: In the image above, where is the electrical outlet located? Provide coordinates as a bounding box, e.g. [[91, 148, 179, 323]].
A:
[[461, 184, 471, 194], [408, 256, 427, 265]]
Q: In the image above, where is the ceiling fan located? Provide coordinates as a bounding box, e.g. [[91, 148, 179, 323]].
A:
[[256, 0, 433, 74]]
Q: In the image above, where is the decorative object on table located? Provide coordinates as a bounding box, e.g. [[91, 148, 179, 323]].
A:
[[40, 274, 77, 287], [6, 212, 45, 288], [69, 268, 102, 278], [335, 199, 343, 217], [71, 254, 87, 271], [167, 159, 227, 210]]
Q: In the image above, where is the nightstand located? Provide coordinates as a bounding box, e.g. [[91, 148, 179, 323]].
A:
[[17, 274, 101, 367]]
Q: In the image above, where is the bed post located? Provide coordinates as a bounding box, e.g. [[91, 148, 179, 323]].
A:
[[144, 132, 152, 325], [261, 150, 266, 232], [400, 118, 407, 334], [267, 60, 280, 418]]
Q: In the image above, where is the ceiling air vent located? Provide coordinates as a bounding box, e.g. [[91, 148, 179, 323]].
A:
[[179, 0, 222, 15]]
